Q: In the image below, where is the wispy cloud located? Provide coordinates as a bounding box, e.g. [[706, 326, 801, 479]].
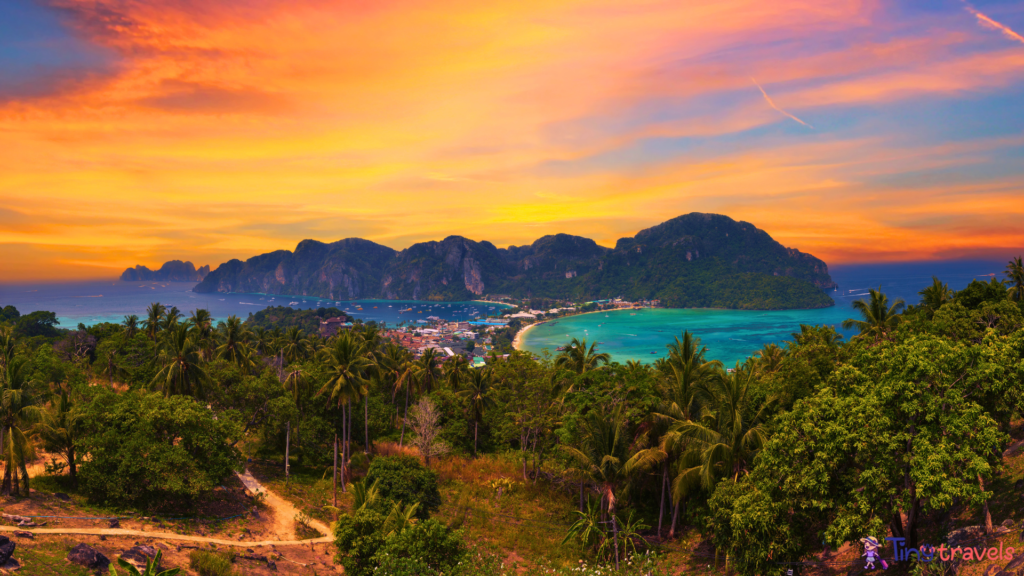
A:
[[963, 2, 1024, 44], [751, 78, 813, 128]]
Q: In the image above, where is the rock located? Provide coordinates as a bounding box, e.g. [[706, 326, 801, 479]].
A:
[[54, 493, 71, 501], [1003, 551, 1024, 574], [67, 543, 110, 572], [12, 531, 32, 539], [267, 560, 277, 571], [985, 566, 1000, 576], [3, 557, 20, 571], [1004, 519, 1015, 528], [108, 519, 120, 529], [948, 525, 985, 546], [119, 546, 158, 572], [0, 536, 15, 565], [155, 542, 169, 551]]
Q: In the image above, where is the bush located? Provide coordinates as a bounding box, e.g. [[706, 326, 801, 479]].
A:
[[364, 455, 440, 520], [333, 508, 387, 576], [78, 391, 240, 507], [372, 519, 466, 574], [189, 550, 235, 576]]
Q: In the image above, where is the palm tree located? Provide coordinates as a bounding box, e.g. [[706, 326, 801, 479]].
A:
[[1006, 256, 1024, 302], [0, 357, 44, 496], [919, 276, 954, 318], [379, 344, 415, 446], [37, 385, 80, 486], [842, 287, 905, 342], [672, 363, 773, 487], [281, 327, 311, 364], [413, 348, 443, 394], [144, 303, 165, 340], [160, 306, 182, 334], [150, 324, 211, 397], [555, 338, 610, 376], [562, 408, 631, 570], [458, 368, 494, 456], [122, 314, 140, 340], [251, 327, 273, 357], [443, 355, 469, 390], [282, 367, 309, 476], [215, 316, 254, 372], [756, 343, 785, 374], [189, 309, 214, 358], [317, 332, 372, 495]]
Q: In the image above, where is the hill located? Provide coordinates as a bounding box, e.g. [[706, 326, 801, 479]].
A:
[[193, 213, 836, 309], [120, 260, 210, 282]]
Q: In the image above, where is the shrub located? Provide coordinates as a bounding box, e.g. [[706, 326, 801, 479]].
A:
[[78, 391, 240, 507], [372, 519, 465, 574], [364, 455, 440, 520], [333, 508, 387, 576], [189, 550, 235, 576]]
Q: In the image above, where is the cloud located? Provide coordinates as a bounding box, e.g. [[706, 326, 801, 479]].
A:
[[963, 2, 1024, 44], [751, 78, 813, 128], [136, 80, 289, 114]]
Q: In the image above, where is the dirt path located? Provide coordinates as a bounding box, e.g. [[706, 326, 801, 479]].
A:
[[0, 470, 333, 548]]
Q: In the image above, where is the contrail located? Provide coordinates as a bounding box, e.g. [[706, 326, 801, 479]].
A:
[[963, 2, 1024, 44], [751, 78, 812, 128]]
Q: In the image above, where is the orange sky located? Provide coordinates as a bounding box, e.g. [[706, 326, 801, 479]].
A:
[[1, 0, 1023, 280]]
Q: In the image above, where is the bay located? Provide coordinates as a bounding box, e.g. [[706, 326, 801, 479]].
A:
[[519, 259, 1010, 366], [0, 280, 509, 327]]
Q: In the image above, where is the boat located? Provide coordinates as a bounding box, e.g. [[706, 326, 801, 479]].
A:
[[289, 301, 299, 305], [630, 313, 636, 316], [650, 351, 657, 354]]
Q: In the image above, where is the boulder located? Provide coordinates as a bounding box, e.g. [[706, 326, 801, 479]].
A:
[[12, 531, 32, 539], [108, 519, 120, 529], [67, 543, 110, 572], [1003, 519, 1015, 528], [119, 546, 158, 572], [948, 525, 985, 546], [0, 536, 15, 565], [1003, 551, 1024, 575], [54, 493, 71, 501]]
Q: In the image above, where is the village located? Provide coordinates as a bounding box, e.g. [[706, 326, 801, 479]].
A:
[[316, 297, 662, 364]]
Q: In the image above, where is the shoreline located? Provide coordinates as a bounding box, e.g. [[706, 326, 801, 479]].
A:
[[512, 307, 626, 352]]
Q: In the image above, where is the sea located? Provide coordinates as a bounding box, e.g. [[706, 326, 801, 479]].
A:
[[0, 259, 1011, 365], [0, 281, 509, 328], [518, 259, 1012, 366]]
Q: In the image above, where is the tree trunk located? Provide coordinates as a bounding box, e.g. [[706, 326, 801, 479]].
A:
[[658, 462, 668, 537], [340, 408, 347, 493], [285, 421, 291, 480], [473, 420, 479, 457], [669, 499, 679, 539], [364, 395, 370, 454], [980, 474, 993, 535], [579, 480, 584, 513], [332, 433, 338, 511], [611, 505, 621, 571], [69, 446, 77, 488], [400, 385, 409, 447], [108, 356, 114, 387]]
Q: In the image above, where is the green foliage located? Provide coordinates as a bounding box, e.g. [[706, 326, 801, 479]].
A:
[[245, 306, 352, 333], [78, 391, 240, 507], [372, 519, 466, 574], [333, 508, 388, 576], [956, 277, 1009, 309], [364, 455, 441, 520], [0, 305, 20, 323], [15, 310, 60, 338], [110, 550, 181, 576], [188, 550, 236, 576], [426, 389, 472, 454]]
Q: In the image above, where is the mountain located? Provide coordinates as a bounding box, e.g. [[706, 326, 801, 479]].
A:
[[120, 260, 210, 282], [193, 213, 836, 309]]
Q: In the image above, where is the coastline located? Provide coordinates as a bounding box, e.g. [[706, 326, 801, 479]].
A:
[[512, 308, 623, 352]]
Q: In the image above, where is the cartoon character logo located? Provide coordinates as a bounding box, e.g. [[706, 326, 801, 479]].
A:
[[860, 537, 888, 570]]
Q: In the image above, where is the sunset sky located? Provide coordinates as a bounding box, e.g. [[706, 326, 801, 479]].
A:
[[2, 0, 1023, 281]]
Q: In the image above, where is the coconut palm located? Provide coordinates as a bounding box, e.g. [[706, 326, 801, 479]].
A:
[[317, 331, 372, 492], [562, 407, 631, 570], [379, 344, 416, 447], [0, 356, 44, 496], [159, 306, 182, 334], [0, 328, 15, 372], [251, 327, 273, 357], [283, 367, 310, 474], [442, 355, 469, 391], [1006, 256, 1024, 302], [281, 326, 311, 364], [672, 363, 774, 487], [458, 368, 494, 456], [150, 324, 211, 398], [842, 287, 905, 342], [188, 309, 214, 358], [919, 276, 954, 318], [412, 348, 443, 393], [555, 338, 610, 376], [144, 302, 165, 340], [36, 384, 80, 486], [122, 314, 140, 340], [756, 342, 785, 374], [215, 316, 254, 372]]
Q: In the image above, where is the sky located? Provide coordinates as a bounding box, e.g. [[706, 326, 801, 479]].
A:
[[1, 0, 1023, 281]]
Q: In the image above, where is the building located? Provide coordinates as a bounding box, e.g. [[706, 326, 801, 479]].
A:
[[319, 317, 351, 337]]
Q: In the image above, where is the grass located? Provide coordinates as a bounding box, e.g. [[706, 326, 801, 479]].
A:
[[13, 536, 93, 576], [189, 550, 237, 576]]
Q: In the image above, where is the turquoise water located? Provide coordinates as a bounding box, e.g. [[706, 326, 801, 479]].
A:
[[520, 260, 1010, 366], [0, 281, 509, 328]]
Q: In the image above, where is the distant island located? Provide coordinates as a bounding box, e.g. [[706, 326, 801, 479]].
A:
[[120, 260, 210, 282], [190, 213, 836, 310]]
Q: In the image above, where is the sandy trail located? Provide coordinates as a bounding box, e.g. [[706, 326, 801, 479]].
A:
[[0, 470, 333, 548]]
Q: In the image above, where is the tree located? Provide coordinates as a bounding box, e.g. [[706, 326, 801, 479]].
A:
[[188, 309, 214, 358], [122, 315, 140, 340], [442, 355, 469, 391], [412, 348, 443, 393], [408, 396, 449, 466], [555, 337, 610, 376], [282, 367, 310, 477], [317, 332, 371, 495], [0, 356, 44, 495], [919, 276, 954, 317], [150, 324, 211, 398], [281, 326, 311, 364], [841, 287, 905, 342], [14, 311, 60, 339], [1006, 256, 1024, 302], [364, 455, 441, 520], [378, 343, 415, 446], [37, 385, 81, 486], [144, 303, 165, 340], [215, 316, 253, 373], [458, 368, 494, 456], [78, 391, 239, 506]]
